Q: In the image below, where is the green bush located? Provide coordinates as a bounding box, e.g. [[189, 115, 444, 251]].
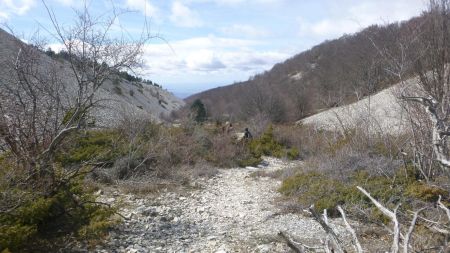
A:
[[237, 156, 263, 167], [286, 147, 299, 160], [248, 126, 284, 158], [0, 167, 117, 252], [247, 126, 301, 161], [190, 99, 207, 123], [56, 130, 122, 166], [405, 182, 448, 202], [279, 172, 348, 215], [279, 168, 448, 218]]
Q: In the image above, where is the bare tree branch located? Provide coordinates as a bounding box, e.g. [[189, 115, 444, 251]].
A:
[[309, 206, 346, 253], [357, 186, 401, 253], [438, 195, 450, 222], [337, 205, 363, 253], [278, 231, 305, 253], [403, 208, 426, 253]]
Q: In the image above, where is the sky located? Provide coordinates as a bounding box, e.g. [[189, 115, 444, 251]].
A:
[[0, 0, 427, 98]]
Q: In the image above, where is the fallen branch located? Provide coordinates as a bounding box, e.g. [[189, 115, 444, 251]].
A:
[[403, 208, 426, 253], [278, 231, 305, 253], [438, 195, 450, 222], [411, 211, 450, 235], [337, 205, 363, 253], [309, 206, 346, 253], [357, 186, 400, 253]]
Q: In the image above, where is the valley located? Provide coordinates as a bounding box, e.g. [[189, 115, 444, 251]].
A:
[[0, 1, 449, 252]]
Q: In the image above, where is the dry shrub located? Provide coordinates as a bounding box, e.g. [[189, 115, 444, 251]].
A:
[[278, 122, 450, 235], [246, 113, 272, 137], [249, 169, 283, 178], [279, 165, 303, 180], [207, 134, 245, 167], [103, 118, 249, 184], [188, 162, 220, 179], [89, 168, 115, 185], [119, 181, 172, 195], [307, 146, 403, 180], [272, 124, 332, 159]]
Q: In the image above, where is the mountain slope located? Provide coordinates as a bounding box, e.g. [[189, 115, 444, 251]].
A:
[[0, 28, 184, 127], [186, 14, 427, 122], [297, 78, 417, 135]]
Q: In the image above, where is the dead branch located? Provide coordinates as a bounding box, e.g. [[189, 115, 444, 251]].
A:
[[337, 205, 363, 253], [438, 195, 450, 222], [309, 206, 346, 253], [401, 95, 450, 169], [403, 208, 426, 253], [357, 186, 401, 253], [278, 231, 305, 253], [412, 210, 450, 235]]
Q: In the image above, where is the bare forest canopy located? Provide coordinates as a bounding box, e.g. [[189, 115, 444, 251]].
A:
[[185, 11, 444, 123]]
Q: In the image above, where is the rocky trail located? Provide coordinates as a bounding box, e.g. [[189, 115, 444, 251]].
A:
[[94, 158, 350, 253]]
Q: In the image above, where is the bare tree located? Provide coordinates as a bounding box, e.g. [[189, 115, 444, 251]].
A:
[[0, 1, 151, 197], [366, 0, 449, 176], [401, 0, 450, 170], [241, 82, 286, 123]]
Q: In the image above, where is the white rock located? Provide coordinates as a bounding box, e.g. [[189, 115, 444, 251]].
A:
[[257, 244, 271, 253]]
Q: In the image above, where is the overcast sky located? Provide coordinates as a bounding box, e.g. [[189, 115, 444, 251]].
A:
[[1, 0, 427, 97]]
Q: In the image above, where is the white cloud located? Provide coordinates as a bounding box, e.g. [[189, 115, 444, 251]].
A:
[[170, 1, 202, 28], [125, 0, 158, 17], [0, 12, 8, 21], [299, 18, 361, 37], [221, 24, 269, 38], [299, 0, 426, 39], [0, 0, 35, 21], [141, 35, 288, 76], [138, 35, 290, 93]]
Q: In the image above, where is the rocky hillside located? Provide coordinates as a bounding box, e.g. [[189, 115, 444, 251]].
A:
[[186, 14, 429, 122], [297, 78, 417, 135], [0, 28, 184, 127]]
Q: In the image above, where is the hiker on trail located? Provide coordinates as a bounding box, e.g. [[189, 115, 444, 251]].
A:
[[222, 121, 233, 134], [243, 128, 252, 139], [227, 123, 233, 133]]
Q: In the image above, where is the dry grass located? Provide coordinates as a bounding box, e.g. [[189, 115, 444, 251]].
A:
[[119, 181, 180, 195], [249, 169, 283, 179]]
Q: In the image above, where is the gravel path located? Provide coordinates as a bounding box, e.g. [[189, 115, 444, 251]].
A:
[[95, 157, 349, 253]]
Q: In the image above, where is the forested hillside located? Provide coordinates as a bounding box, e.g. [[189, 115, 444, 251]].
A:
[[186, 14, 428, 122]]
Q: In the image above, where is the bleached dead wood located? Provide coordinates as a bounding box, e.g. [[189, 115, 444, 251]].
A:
[[309, 206, 346, 253], [357, 186, 400, 253], [401, 95, 450, 169], [403, 208, 426, 253], [437, 195, 450, 221], [337, 205, 363, 253]]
